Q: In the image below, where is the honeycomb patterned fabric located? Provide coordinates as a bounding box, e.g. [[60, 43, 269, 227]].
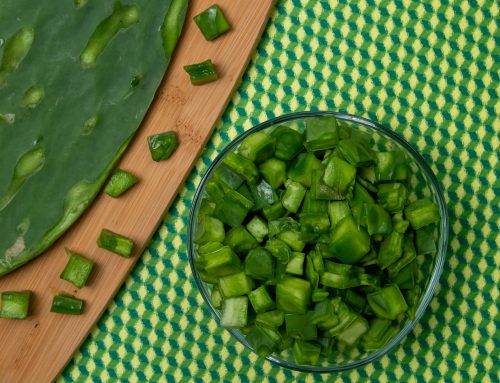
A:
[[59, 0, 498, 381]]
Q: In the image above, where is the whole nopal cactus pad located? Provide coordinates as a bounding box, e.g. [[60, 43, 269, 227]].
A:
[[0, 0, 189, 276]]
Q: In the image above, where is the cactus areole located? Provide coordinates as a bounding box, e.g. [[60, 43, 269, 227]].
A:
[[0, 0, 189, 276]]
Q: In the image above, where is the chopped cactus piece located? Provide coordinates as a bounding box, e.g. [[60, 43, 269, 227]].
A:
[[104, 169, 139, 198], [148, 131, 178, 161], [0, 291, 31, 319], [97, 228, 134, 257], [50, 294, 85, 315], [194, 5, 231, 41], [60, 249, 94, 288], [184, 59, 219, 85]]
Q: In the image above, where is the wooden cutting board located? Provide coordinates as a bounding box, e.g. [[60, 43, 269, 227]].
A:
[[0, 1, 274, 382]]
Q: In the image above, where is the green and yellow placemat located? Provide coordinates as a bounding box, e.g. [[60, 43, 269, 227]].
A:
[[59, 0, 499, 381]]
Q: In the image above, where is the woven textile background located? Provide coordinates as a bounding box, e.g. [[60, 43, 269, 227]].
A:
[[59, 0, 499, 381]]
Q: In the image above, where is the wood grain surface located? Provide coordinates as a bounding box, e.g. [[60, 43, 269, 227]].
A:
[[0, 1, 274, 382]]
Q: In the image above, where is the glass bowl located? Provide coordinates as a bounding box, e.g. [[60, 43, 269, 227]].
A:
[[187, 111, 448, 372]]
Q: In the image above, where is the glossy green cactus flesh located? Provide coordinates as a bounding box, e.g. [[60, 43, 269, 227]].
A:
[[0, 0, 188, 276]]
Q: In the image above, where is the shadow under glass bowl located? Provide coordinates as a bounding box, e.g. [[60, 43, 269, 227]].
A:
[[187, 111, 448, 372]]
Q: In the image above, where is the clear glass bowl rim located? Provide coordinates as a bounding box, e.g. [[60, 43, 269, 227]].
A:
[[187, 111, 449, 373]]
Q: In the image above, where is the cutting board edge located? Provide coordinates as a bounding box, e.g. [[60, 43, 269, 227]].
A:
[[51, 2, 276, 381]]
